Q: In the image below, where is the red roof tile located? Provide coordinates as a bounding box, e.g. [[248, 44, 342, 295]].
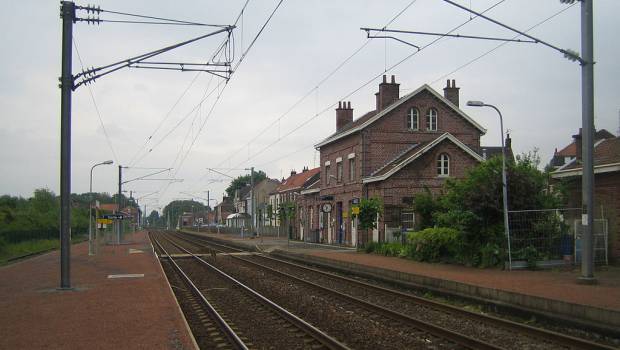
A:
[[276, 167, 320, 192], [556, 142, 576, 157], [560, 137, 620, 170]]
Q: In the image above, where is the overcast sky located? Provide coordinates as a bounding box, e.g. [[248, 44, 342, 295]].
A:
[[1, 0, 618, 213]]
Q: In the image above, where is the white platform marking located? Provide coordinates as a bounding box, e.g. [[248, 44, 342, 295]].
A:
[[107, 274, 144, 279]]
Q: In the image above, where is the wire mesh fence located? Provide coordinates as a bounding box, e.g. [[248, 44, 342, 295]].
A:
[[508, 208, 608, 268]]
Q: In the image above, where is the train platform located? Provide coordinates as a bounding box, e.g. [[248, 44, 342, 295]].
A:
[[0, 231, 196, 350], [187, 230, 620, 333]]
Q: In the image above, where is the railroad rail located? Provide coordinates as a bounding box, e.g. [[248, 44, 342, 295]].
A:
[[151, 233, 248, 350], [167, 232, 501, 349], [152, 231, 350, 350], [172, 230, 618, 350]]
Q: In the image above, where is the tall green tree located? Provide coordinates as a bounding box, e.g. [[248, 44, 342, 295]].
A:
[[225, 170, 267, 198]]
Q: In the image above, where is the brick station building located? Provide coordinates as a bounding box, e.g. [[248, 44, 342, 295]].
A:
[[312, 75, 486, 246]]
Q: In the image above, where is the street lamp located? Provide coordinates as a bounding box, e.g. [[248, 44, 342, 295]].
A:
[[466, 101, 512, 270], [89, 160, 113, 255]]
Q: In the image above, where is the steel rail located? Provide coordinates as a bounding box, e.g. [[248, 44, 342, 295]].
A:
[[159, 232, 351, 350], [219, 250, 501, 350], [250, 254, 617, 350], [149, 233, 249, 350], [175, 232, 616, 350]]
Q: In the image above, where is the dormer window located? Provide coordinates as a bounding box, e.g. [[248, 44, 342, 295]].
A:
[[426, 108, 437, 131], [407, 107, 419, 130], [437, 153, 449, 176]]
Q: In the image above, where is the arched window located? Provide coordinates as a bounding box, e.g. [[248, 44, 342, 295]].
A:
[[407, 107, 419, 130], [437, 153, 449, 176], [426, 108, 438, 131]]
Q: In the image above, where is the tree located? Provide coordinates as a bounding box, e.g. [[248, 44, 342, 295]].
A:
[[434, 151, 564, 263], [147, 210, 161, 227], [162, 200, 205, 228], [225, 170, 267, 198], [358, 197, 383, 230], [277, 201, 295, 238], [412, 188, 438, 230]]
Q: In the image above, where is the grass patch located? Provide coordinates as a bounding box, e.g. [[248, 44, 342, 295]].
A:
[[0, 239, 59, 265]]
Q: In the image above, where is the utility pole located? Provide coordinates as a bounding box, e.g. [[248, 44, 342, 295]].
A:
[[117, 165, 123, 244], [250, 167, 255, 234], [56, 0, 234, 290], [59, 1, 75, 290], [207, 190, 210, 226], [579, 0, 596, 284]]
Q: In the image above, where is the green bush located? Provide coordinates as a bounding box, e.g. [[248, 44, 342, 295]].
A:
[[362, 241, 405, 257], [363, 241, 379, 253], [406, 227, 459, 262], [479, 243, 502, 268]]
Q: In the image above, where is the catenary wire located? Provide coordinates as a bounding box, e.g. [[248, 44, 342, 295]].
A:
[[129, 1, 252, 168], [132, 1, 253, 204], [216, 0, 419, 170], [158, 0, 284, 201], [73, 37, 120, 165], [226, 0, 507, 171], [431, 2, 577, 85], [245, 1, 574, 173]]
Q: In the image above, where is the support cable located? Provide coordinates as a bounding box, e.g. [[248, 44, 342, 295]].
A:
[[73, 38, 120, 164], [73, 26, 234, 89], [440, 0, 584, 63], [128, 1, 251, 169], [431, 3, 577, 85], [226, 0, 507, 170], [217, 0, 418, 170]]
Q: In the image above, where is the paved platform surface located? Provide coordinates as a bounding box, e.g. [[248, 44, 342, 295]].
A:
[[0, 231, 195, 350], [188, 231, 620, 329]]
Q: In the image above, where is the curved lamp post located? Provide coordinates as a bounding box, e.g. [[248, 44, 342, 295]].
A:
[[89, 160, 113, 255], [466, 101, 512, 270]]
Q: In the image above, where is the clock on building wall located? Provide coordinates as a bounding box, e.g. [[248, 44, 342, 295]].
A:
[[321, 203, 332, 213]]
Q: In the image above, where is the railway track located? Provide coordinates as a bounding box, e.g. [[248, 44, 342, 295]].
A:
[[172, 231, 618, 350], [151, 231, 349, 350]]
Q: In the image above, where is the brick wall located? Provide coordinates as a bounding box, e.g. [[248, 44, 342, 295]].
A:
[[562, 172, 619, 262], [313, 81, 483, 246]]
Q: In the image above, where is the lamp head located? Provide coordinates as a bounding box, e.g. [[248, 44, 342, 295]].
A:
[[466, 100, 485, 107], [103, 160, 114, 165]]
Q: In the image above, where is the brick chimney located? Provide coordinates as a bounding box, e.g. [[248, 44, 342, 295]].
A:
[[573, 128, 582, 161], [375, 75, 400, 111], [443, 79, 460, 107], [336, 101, 353, 131]]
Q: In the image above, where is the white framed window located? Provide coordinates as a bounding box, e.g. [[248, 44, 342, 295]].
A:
[[426, 108, 437, 131], [437, 153, 449, 176], [407, 107, 419, 130], [401, 211, 415, 231]]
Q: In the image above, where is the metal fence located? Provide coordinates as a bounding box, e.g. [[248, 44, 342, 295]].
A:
[[507, 208, 608, 268]]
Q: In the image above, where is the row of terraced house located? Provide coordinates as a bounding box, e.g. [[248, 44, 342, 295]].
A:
[[214, 75, 619, 261], [220, 76, 501, 244]]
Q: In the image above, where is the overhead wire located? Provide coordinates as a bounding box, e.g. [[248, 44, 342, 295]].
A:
[[144, 1, 253, 204], [73, 37, 120, 165], [159, 0, 283, 200], [217, 0, 419, 170], [96, 8, 229, 28], [225, 0, 507, 171], [247, 0, 574, 173], [129, 1, 253, 169], [431, 2, 577, 85]]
